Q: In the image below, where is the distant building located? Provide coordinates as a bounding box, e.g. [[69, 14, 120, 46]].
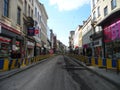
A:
[[82, 16, 92, 56], [69, 31, 75, 53], [74, 25, 83, 54], [39, 3, 48, 54]]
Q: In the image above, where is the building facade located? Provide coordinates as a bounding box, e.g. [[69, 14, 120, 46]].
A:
[[90, 0, 103, 57], [78, 25, 83, 54], [33, 0, 42, 56], [39, 3, 48, 54], [74, 25, 83, 54], [96, 0, 120, 58], [69, 31, 75, 53], [0, 0, 48, 59], [82, 16, 92, 56], [0, 0, 24, 58]]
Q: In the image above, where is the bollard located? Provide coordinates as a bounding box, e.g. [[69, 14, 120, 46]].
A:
[[95, 57, 98, 65], [91, 57, 96, 66], [3, 58, 9, 71], [98, 57, 102, 67], [0, 59, 4, 71], [106, 58, 112, 69], [117, 59, 120, 74]]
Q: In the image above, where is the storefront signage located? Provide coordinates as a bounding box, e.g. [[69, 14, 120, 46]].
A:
[[27, 41, 34, 46], [93, 40, 102, 47], [104, 19, 120, 42], [35, 29, 39, 34], [27, 27, 35, 36], [12, 45, 16, 51]]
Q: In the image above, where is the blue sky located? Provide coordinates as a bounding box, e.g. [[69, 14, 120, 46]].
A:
[[39, 0, 91, 46]]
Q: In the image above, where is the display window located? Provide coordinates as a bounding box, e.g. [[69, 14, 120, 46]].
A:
[[0, 42, 10, 58], [105, 40, 120, 59]]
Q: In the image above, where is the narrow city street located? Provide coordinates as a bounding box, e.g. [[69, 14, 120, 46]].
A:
[[0, 55, 118, 90]]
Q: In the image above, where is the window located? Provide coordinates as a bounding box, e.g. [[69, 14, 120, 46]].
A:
[[38, 12, 39, 20], [104, 6, 108, 16], [39, 15, 41, 23], [28, 5, 30, 16], [97, 6, 100, 17], [31, 9, 33, 18], [17, 7, 21, 25], [92, 0, 95, 7], [111, 0, 116, 10], [4, 0, 9, 17], [32, 0, 33, 5], [93, 11, 96, 21], [35, 7, 37, 17], [24, 0, 27, 15]]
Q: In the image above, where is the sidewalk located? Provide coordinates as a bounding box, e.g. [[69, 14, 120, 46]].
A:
[[72, 58, 120, 88], [0, 58, 47, 80]]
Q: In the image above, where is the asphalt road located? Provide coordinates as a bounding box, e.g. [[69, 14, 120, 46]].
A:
[[0, 55, 118, 90]]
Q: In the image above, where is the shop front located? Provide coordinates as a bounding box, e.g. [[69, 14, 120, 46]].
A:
[[33, 36, 41, 56], [83, 44, 92, 56], [97, 9, 120, 59], [0, 22, 23, 59], [35, 43, 41, 56], [93, 39, 102, 57], [27, 40, 35, 58], [103, 19, 120, 58], [0, 36, 11, 58]]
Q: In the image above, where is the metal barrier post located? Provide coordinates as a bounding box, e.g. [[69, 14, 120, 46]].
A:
[[117, 59, 119, 74]]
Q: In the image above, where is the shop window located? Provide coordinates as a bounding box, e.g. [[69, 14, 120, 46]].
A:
[[0, 43, 10, 58], [105, 41, 120, 59]]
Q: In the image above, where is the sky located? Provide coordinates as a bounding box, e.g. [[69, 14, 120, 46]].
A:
[[39, 0, 91, 46]]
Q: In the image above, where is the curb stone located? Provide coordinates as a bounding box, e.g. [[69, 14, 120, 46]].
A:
[[69, 56, 120, 88]]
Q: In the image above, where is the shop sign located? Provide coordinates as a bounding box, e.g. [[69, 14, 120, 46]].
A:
[[104, 19, 120, 42], [94, 39, 102, 47], [27, 41, 34, 46], [27, 27, 35, 36], [35, 29, 39, 34]]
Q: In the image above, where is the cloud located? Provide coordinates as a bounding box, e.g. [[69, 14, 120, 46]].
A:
[[49, 0, 90, 11]]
